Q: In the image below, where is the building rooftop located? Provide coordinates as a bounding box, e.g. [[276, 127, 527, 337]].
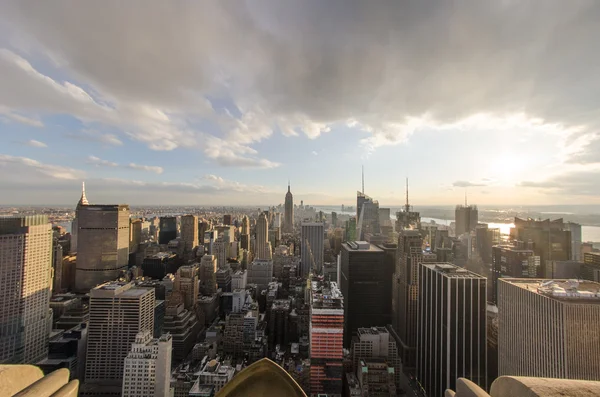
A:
[[423, 263, 486, 279], [343, 241, 383, 252], [311, 280, 343, 310], [503, 279, 600, 303], [357, 327, 389, 337]]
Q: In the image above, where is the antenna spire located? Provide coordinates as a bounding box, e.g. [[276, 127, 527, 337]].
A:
[[362, 165, 364, 194], [288, 179, 290, 193], [405, 177, 410, 212], [78, 181, 89, 207]]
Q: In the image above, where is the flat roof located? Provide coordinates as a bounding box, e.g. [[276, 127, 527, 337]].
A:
[[423, 263, 486, 279], [502, 279, 600, 303], [342, 241, 383, 252]]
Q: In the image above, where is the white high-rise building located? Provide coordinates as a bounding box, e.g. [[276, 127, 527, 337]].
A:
[[0, 215, 53, 364], [301, 222, 325, 276], [122, 331, 172, 397], [255, 213, 270, 260], [84, 282, 155, 396]]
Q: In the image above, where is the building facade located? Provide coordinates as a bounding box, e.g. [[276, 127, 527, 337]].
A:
[[122, 331, 172, 397], [310, 279, 344, 396], [284, 183, 294, 234], [498, 278, 600, 381], [75, 204, 130, 292], [256, 213, 270, 260], [180, 215, 198, 258], [158, 217, 177, 245], [351, 327, 402, 390], [84, 282, 155, 396], [300, 222, 325, 277], [340, 242, 392, 347], [455, 204, 479, 236], [417, 263, 487, 397], [0, 215, 53, 364]]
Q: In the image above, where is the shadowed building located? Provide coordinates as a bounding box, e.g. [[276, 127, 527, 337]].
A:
[[159, 217, 177, 245], [340, 241, 392, 347], [417, 263, 487, 397], [75, 198, 130, 292], [0, 215, 53, 364]]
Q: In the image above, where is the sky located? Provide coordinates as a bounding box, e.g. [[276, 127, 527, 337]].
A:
[[1, 1, 600, 206]]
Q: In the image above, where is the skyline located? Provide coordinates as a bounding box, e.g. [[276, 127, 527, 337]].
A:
[[2, 1, 600, 205]]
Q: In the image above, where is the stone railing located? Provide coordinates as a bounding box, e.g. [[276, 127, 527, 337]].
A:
[[0, 365, 78, 397], [446, 376, 600, 397]]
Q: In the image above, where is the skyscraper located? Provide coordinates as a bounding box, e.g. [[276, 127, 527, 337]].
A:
[[180, 215, 199, 257], [491, 245, 539, 303], [255, 212, 270, 260], [122, 331, 172, 397], [340, 241, 393, 347], [498, 278, 600, 381], [74, 189, 130, 292], [417, 263, 487, 397], [247, 259, 273, 291], [158, 216, 177, 245], [564, 221, 582, 261], [84, 282, 154, 396], [455, 203, 479, 236], [393, 229, 435, 371], [176, 264, 201, 308], [0, 215, 53, 364], [351, 327, 402, 390], [356, 192, 379, 240], [284, 182, 294, 234], [301, 222, 325, 276], [310, 279, 344, 396]]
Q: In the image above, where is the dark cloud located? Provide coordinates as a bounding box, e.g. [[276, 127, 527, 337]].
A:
[[519, 168, 600, 195]]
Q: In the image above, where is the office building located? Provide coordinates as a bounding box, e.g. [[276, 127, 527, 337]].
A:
[[163, 292, 201, 361], [392, 229, 435, 371], [122, 331, 172, 397], [268, 299, 290, 350], [491, 245, 539, 303], [565, 222, 582, 261], [84, 282, 154, 396], [158, 216, 177, 245], [231, 270, 247, 290], [129, 218, 142, 254], [37, 324, 88, 381], [199, 256, 217, 296], [247, 259, 273, 291], [223, 214, 232, 226], [417, 263, 487, 397], [510, 217, 572, 277], [356, 191, 379, 240], [216, 268, 232, 292], [0, 215, 53, 364], [212, 238, 228, 270], [284, 182, 294, 234], [256, 212, 271, 260], [141, 252, 178, 280], [351, 327, 401, 390], [195, 360, 235, 393], [340, 241, 392, 347], [310, 280, 344, 396], [545, 260, 583, 279], [356, 360, 397, 396], [175, 264, 200, 310], [180, 215, 199, 258], [455, 204, 478, 236], [582, 252, 600, 281], [498, 278, 600, 380], [301, 222, 325, 276], [75, 199, 130, 292], [223, 312, 246, 360], [475, 225, 500, 265]]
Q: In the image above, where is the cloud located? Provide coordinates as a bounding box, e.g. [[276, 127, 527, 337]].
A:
[[311, 151, 318, 156], [0, 108, 44, 127], [1, 1, 600, 165], [0, 154, 84, 180], [24, 139, 47, 148], [87, 155, 117, 167], [127, 163, 163, 174], [453, 180, 487, 188], [518, 166, 600, 195], [87, 155, 163, 173], [65, 129, 123, 146], [202, 174, 272, 194]]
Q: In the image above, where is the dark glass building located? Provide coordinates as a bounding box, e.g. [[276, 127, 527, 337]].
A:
[[340, 241, 392, 347], [159, 216, 177, 245]]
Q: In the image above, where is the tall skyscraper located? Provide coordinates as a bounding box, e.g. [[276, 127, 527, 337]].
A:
[[393, 229, 434, 371], [129, 218, 142, 254], [395, 179, 421, 231], [84, 282, 155, 396], [310, 279, 344, 396], [301, 222, 325, 276], [122, 331, 172, 397], [455, 203, 479, 236], [255, 212, 270, 260], [356, 191, 379, 240], [212, 237, 228, 270], [0, 215, 53, 364], [176, 264, 201, 308], [284, 182, 294, 234], [340, 241, 393, 347], [180, 215, 199, 257], [241, 215, 250, 235], [510, 217, 572, 277], [564, 221, 582, 261], [75, 188, 130, 292], [158, 216, 177, 245], [491, 245, 539, 303], [498, 278, 600, 381], [417, 263, 487, 397]]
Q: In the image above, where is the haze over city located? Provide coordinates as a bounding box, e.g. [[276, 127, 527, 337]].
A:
[[2, 1, 600, 205]]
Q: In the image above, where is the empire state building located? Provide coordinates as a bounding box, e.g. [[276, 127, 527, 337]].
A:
[[284, 182, 294, 233]]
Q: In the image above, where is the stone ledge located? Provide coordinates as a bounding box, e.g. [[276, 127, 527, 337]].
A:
[[0, 365, 78, 397]]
